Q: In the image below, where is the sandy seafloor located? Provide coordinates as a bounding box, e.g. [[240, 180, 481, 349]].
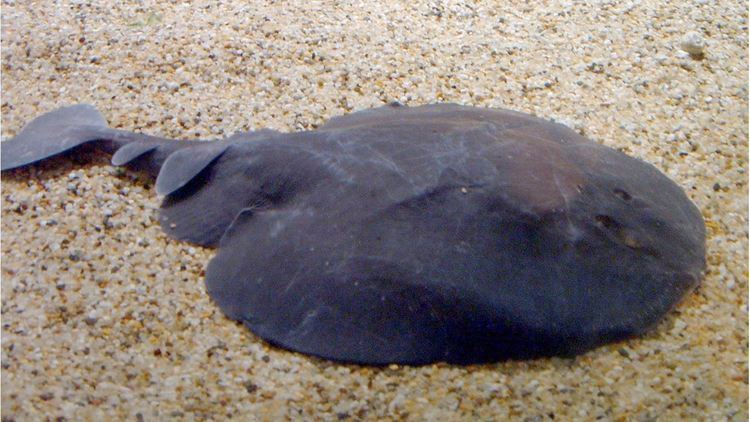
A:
[[0, 1, 747, 420]]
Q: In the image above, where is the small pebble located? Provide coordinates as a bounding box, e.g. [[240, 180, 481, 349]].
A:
[[680, 31, 705, 58], [244, 381, 258, 393]]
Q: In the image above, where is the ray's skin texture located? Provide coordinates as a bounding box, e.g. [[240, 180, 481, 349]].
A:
[[0, 103, 706, 365]]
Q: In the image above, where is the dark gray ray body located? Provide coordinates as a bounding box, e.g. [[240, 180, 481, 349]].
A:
[[0, 103, 706, 365]]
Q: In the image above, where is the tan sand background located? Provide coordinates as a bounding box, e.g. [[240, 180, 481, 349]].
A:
[[1, 1, 747, 420]]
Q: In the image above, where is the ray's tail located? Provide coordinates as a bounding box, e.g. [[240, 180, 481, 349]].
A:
[[0, 104, 294, 248], [0, 104, 229, 196]]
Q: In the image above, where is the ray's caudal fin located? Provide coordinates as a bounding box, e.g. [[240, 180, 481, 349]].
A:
[[1, 103, 706, 365], [3, 104, 116, 170]]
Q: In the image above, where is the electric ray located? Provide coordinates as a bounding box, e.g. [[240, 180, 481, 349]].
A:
[[0, 103, 706, 365]]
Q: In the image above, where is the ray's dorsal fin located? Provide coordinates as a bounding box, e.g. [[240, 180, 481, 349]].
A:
[[111, 141, 159, 166], [155, 142, 229, 196]]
